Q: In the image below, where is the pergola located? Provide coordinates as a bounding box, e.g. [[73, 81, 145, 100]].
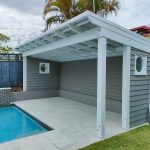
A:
[[15, 11, 150, 138]]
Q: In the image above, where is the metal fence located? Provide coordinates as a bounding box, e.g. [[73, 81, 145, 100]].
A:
[[0, 54, 23, 88]]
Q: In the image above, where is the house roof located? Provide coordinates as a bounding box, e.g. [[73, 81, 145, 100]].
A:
[[131, 26, 150, 35], [131, 26, 150, 32], [14, 11, 150, 62]]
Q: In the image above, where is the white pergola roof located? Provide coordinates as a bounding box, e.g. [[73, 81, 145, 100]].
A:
[[15, 11, 150, 62]]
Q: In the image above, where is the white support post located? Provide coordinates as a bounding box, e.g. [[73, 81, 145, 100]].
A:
[[97, 37, 107, 138], [23, 56, 27, 92], [122, 45, 131, 129]]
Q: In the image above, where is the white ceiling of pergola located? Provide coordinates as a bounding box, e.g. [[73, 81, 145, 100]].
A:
[[15, 11, 150, 62], [30, 40, 123, 62]]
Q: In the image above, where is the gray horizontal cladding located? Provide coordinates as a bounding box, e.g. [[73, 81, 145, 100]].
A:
[[60, 57, 122, 113], [11, 90, 58, 101], [60, 59, 97, 97], [106, 56, 122, 102], [27, 57, 60, 91], [59, 90, 96, 106], [130, 48, 150, 128], [59, 90, 122, 114]]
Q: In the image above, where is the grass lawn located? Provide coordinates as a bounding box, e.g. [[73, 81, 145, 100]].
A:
[[80, 125, 150, 150]]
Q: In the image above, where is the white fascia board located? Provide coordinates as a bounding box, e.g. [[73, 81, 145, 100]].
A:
[[23, 27, 100, 56], [101, 28, 150, 52], [87, 12, 150, 46], [88, 15, 150, 54], [14, 11, 91, 51]]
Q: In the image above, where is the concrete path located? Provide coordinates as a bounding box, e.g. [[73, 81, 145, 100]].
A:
[[0, 97, 125, 150]]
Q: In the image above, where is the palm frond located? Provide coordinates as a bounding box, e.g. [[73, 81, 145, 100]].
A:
[[98, 0, 120, 17], [45, 15, 65, 30], [43, 0, 54, 15], [43, 0, 120, 31], [43, 7, 59, 19]]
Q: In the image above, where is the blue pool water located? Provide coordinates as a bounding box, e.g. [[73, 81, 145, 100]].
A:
[[0, 106, 48, 143]]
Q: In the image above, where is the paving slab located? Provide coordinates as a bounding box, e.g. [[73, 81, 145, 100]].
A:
[[0, 97, 125, 150]]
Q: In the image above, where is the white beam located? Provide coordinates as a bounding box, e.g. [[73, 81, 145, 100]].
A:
[[76, 18, 90, 26], [24, 44, 36, 50], [23, 56, 27, 92], [60, 55, 97, 62], [88, 14, 150, 46], [54, 30, 68, 38], [99, 27, 150, 53], [72, 44, 97, 52], [30, 42, 41, 47], [97, 37, 107, 138], [23, 27, 100, 56], [83, 41, 97, 47], [122, 45, 131, 129], [14, 12, 91, 50], [43, 35, 55, 42], [69, 23, 82, 33], [34, 40, 49, 46], [18, 47, 28, 52]]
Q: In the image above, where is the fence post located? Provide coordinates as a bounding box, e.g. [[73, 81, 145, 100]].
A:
[[16, 54, 19, 61]]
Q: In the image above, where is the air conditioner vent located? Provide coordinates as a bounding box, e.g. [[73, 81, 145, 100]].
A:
[[39, 63, 50, 74]]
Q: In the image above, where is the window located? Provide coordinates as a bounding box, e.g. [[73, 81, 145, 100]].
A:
[[136, 57, 142, 72], [135, 55, 147, 75]]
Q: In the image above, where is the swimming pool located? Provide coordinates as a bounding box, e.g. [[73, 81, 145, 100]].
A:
[[0, 105, 51, 143]]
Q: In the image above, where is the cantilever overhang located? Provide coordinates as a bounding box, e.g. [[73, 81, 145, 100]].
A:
[[14, 11, 150, 62]]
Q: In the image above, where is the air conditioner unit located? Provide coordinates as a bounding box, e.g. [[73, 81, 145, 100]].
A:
[[39, 63, 50, 74]]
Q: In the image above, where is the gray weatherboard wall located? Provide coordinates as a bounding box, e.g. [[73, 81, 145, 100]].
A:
[[12, 57, 60, 101], [12, 56, 122, 114], [60, 57, 122, 113], [130, 48, 150, 128]]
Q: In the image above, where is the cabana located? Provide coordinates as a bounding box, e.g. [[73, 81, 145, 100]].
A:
[[15, 11, 150, 138]]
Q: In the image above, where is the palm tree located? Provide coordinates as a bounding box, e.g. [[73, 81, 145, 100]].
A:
[[84, 0, 120, 17], [43, 0, 120, 30], [43, 0, 83, 30]]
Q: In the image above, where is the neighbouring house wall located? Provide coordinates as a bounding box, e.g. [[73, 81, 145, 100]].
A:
[[130, 48, 150, 128], [12, 57, 60, 101], [60, 57, 122, 113]]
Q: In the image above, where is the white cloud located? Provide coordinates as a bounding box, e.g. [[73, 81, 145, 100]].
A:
[[0, 0, 45, 48], [108, 0, 150, 28]]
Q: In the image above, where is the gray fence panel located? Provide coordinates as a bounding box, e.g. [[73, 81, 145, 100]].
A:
[[0, 54, 23, 88]]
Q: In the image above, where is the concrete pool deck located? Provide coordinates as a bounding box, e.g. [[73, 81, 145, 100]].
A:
[[0, 97, 125, 150]]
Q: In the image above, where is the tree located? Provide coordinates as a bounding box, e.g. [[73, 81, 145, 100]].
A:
[[0, 33, 10, 42], [43, 0, 120, 30], [80, 0, 120, 17], [0, 33, 12, 53], [43, 0, 83, 30]]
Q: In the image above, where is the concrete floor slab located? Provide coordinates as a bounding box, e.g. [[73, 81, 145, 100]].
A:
[[0, 97, 126, 150]]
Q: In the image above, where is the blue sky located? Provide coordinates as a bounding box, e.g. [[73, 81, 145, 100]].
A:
[[0, 0, 149, 48]]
